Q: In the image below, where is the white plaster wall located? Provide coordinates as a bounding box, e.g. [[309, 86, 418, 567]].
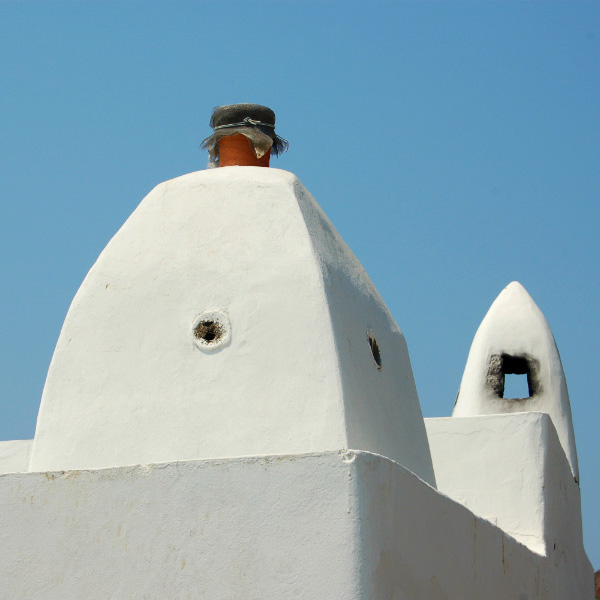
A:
[[540, 413, 592, 596], [293, 180, 435, 485], [31, 168, 343, 470], [426, 413, 584, 557], [453, 281, 579, 481], [0, 453, 362, 599], [30, 168, 433, 485], [0, 439, 31, 473], [355, 450, 593, 600], [1, 451, 592, 599]]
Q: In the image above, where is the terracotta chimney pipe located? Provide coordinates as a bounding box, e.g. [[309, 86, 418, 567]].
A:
[[201, 103, 288, 168], [218, 134, 271, 167]]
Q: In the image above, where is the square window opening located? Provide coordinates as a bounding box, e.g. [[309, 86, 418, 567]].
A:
[[503, 373, 530, 399]]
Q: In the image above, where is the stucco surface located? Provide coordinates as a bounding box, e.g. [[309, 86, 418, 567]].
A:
[[15, 169, 592, 598], [426, 413, 586, 558], [453, 281, 579, 481], [1, 453, 361, 599], [30, 168, 433, 484], [293, 180, 434, 484], [1, 451, 592, 599], [355, 451, 593, 600], [0, 439, 31, 473]]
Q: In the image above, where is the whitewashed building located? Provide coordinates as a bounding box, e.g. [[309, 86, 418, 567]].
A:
[[0, 106, 593, 599]]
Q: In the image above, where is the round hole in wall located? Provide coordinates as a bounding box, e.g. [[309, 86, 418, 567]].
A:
[[367, 330, 382, 369], [194, 320, 221, 342], [192, 311, 231, 352]]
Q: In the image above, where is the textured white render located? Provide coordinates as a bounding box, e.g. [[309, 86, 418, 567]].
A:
[[29, 168, 434, 485], [0, 451, 592, 599], [1, 453, 361, 599], [6, 167, 591, 598], [0, 439, 31, 474], [453, 281, 579, 481], [355, 450, 593, 600], [426, 413, 585, 557]]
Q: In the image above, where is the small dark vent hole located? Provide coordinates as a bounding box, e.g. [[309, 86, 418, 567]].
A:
[[367, 333, 382, 369], [504, 373, 529, 399], [194, 320, 223, 343]]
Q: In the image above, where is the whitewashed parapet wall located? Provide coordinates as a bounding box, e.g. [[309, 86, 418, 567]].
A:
[[29, 168, 435, 485], [0, 451, 593, 599], [426, 413, 585, 557], [0, 440, 31, 474]]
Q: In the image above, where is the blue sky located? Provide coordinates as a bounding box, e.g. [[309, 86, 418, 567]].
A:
[[1, 1, 598, 568]]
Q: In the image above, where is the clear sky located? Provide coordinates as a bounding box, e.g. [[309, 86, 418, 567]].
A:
[[1, 0, 598, 569]]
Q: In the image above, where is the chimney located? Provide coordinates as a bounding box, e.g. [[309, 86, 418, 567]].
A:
[[201, 103, 288, 167]]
